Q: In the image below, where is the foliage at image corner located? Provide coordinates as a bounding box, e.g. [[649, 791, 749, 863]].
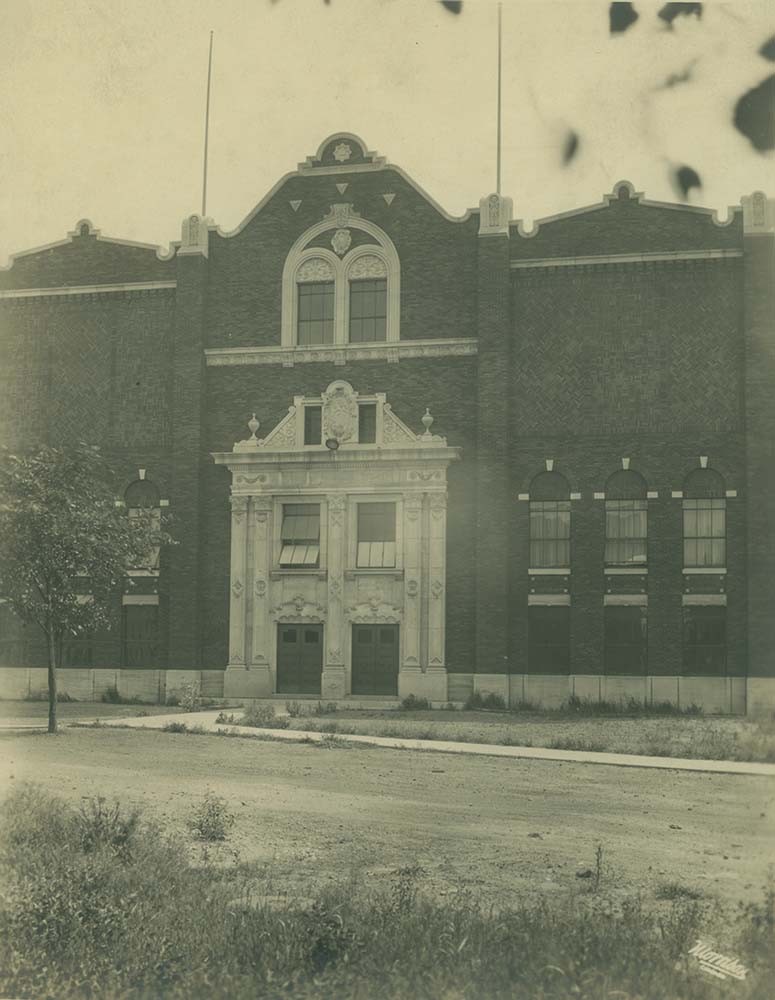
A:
[[0, 443, 175, 729]]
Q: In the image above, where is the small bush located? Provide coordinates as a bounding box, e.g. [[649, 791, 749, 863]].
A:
[[464, 691, 507, 711], [23, 689, 77, 702], [215, 710, 239, 725], [165, 693, 180, 706], [655, 881, 704, 901], [313, 701, 339, 715], [187, 790, 235, 842], [317, 733, 351, 750], [239, 703, 290, 729], [285, 700, 306, 717], [178, 681, 201, 713], [163, 721, 189, 733], [101, 684, 122, 704], [75, 796, 141, 856], [400, 694, 432, 711]]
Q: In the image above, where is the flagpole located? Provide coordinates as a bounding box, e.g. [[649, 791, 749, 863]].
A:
[[201, 31, 214, 217], [496, 3, 502, 195]]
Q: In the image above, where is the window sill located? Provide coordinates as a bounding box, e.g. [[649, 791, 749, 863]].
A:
[[605, 567, 648, 575], [270, 569, 327, 579], [345, 568, 404, 580], [682, 567, 727, 575], [528, 568, 570, 576]]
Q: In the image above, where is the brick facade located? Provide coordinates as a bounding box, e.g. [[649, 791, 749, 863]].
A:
[[0, 135, 773, 712]]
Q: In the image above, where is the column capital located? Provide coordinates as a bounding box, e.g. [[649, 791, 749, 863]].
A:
[[742, 192, 775, 234], [479, 193, 513, 236]]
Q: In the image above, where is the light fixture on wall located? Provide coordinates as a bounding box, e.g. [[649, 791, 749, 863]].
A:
[[325, 437, 339, 451]]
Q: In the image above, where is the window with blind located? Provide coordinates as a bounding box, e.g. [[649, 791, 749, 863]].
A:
[[529, 501, 571, 568], [357, 502, 396, 568], [605, 500, 647, 565], [349, 278, 387, 343], [683, 605, 726, 675], [280, 504, 320, 567], [683, 499, 726, 567], [297, 282, 335, 345]]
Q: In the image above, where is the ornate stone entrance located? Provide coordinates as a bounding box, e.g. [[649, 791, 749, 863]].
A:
[[212, 381, 460, 701]]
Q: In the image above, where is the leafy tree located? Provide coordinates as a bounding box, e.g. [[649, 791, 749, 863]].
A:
[[0, 444, 174, 733]]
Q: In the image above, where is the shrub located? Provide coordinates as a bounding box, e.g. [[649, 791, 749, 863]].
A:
[[285, 700, 306, 717], [215, 711, 239, 725], [239, 703, 290, 729], [464, 691, 507, 711], [23, 689, 77, 702], [163, 721, 189, 733], [75, 796, 142, 857], [400, 694, 432, 711], [313, 701, 339, 715], [186, 791, 235, 842], [317, 733, 351, 750], [178, 681, 201, 713], [101, 684, 122, 704]]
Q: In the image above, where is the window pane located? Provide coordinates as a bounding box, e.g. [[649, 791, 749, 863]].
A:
[[604, 606, 647, 674], [683, 606, 726, 675], [358, 403, 377, 443], [358, 502, 396, 543], [298, 283, 334, 345], [357, 542, 370, 567], [304, 406, 322, 445], [529, 502, 570, 567], [528, 606, 570, 673], [350, 279, 387, 343]]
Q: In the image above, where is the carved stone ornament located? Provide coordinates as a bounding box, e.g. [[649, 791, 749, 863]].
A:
[[322, 203, 359, 228], [333, 142, 352, 162], [322, 381, 358, 443], [272, 595, 326, 622], [328, 647, 343, 663], [381, 404, 416, 445], [331, 229, 352, 256], [232, 579, 244, 598], [258, 407, 297, 450], [298, 257, 335, 282], [329, 576, 343, 597], [254, 578, 267, 598], [347, 592, 402, 623], [431, 579, 444, 599], [230, 495, 248, 522], [753, 191, 766, 226], [406, 579, 419, 598], [229, 650, 244, 665], [348, 254, 386, 279], [430, 493, 447, 519], [488, 194, 500, 226]]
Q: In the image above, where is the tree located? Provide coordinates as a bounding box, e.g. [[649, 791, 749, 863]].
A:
[[0, 444, 174, 733]]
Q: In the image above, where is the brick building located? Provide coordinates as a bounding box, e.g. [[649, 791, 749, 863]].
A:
[[1, 132, 774, 713]]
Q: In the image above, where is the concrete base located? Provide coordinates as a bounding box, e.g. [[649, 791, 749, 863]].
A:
[[321, 666, 346, 700], [222, 666, 272, 699], [473, 673, 509, 702], [747, 678, 775, 715], [398, 667, 448, 703]]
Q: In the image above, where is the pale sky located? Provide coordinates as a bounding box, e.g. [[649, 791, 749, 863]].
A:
[[1, 0, 773, 265]]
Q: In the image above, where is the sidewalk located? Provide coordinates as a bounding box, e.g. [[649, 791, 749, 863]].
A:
[[96, 711, 775, 777]]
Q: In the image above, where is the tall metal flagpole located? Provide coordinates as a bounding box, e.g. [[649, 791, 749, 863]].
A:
[[496, 3, 502, 195], [201, 31, 214, 217]]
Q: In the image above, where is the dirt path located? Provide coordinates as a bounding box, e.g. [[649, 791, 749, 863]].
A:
[[2, 729, 773, 910]]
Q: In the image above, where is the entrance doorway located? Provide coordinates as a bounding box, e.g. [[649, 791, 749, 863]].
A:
[[351, 624, 399, 695], [276, 624, 323, 694]]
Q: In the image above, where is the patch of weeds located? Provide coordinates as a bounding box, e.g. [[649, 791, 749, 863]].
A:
[[187, 790, 235, 842], [76, 796, 141, 856], [320, 720, 339, 733], [175, 681, 201, 713], [317, 733, 350, 750], [101, 686, 145, 706], [165, 693, 180, 706], [162, 721, 189, 733], [734, 714, 775, 763], [285, 700, 307, 718], [501, 735, 533, 747], [399, 694, 432, 711], [464, 691, 507, 711], [510, 699, 540, 713], [215, 711, 239, 725], [440, 702, 459, 711], [24, 690, 78, 703], [313, 701, 339, 715], [655, 881, 704, 901], [239, 703, 290, 729], [549, 736, 608, 753]]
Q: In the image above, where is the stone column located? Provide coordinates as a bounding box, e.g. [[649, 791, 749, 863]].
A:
[[426, 491, 449, 701], [224, 495, 249, 694], [322, 494, 346, 699], [249, 496, 273, 696], [399, 493, 423, 696]]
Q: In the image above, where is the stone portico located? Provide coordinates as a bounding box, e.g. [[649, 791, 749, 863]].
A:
[[213, 380, 460, 702]]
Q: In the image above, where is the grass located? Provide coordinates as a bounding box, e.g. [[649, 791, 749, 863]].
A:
[[1, 783, 773, 1000]]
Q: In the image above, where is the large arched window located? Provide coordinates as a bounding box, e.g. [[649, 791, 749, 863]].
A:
[[683, 468, 725, 568], [529, 471, 571, 568], [605, 469, 648, 567], [282, 214, 400, 348]]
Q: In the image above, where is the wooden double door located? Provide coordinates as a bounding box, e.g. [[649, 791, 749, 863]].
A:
[[351, 624, 399, 696], [277, 624, 323, 694]]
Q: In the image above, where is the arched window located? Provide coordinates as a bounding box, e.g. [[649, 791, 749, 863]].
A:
[[529, 471, 570, 568], [124, 479, 161, 571], [605, 470, 648, 566], [682, 469, 725, 568], [281, 217, 400, 347]]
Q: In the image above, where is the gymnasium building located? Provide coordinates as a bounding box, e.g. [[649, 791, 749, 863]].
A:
[[1, 133, 773, 713]]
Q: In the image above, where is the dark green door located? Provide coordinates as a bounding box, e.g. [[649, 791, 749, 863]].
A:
[[277, 625, 323, 694], [351, 625, 399, 695]]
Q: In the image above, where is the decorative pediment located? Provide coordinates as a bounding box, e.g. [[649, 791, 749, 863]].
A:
[[271, 594, 326, 622], [346, 593, 402, 624]]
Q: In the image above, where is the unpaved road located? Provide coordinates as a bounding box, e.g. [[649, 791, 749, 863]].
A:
[[1, 729, 773, 909]]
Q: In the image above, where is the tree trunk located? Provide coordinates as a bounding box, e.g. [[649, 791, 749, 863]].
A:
[[47, 628, 58, 734]]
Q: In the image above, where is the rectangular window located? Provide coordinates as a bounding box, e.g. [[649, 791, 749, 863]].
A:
[[604, 605, 647, 674], [128, 507, 161, 570], [605, 499, 647, 566], [304, 405, 322, 446], [357, 501, 396, 567], [297, 282, 335, 345], [683, 605, 726, 675], [121, 605, 159, 668], [683, 499, 726, 567], [358, 403, 377, 443], [528, 605, 570, 673], [529, 501, 570, 568], [280, 503, 320, 567], [349, 279, 387, 343]]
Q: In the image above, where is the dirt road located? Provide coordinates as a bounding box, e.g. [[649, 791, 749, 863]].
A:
[[1, 728, 773, 909]]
